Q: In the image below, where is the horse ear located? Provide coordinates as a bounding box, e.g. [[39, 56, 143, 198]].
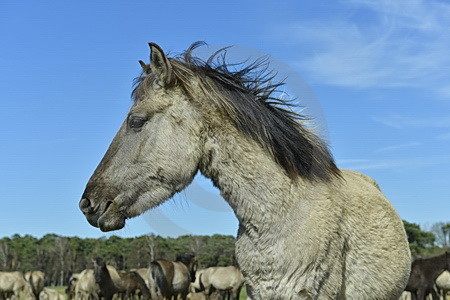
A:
[[149, 42, 174, 86], [139, 60, 151, 75]]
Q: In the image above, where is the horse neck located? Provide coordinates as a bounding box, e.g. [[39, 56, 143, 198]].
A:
[[431, 254, 449, 277], [200, 123, 307, 231], [98, 266, 114, 287]]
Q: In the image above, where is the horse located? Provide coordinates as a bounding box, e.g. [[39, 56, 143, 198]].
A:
[[25, 271, 45, 299], [75, 269, 100, 300], [148, 253, 197, 299], [436, 270, 450, 299], [79, 41, 411, 299], [405, 252, 450, 299], [118, 270, 150, 299], [131, 268, 150, 289], [65, 273, 80, 299], [0, 271, 35, 299], [93, 257, 149, 299], [148, 260, 174, 299], [196, 266, 244, 300], [93, 258, 122, 300]]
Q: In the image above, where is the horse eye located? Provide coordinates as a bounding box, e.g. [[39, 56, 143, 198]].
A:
[[128, 117, 147, 130]]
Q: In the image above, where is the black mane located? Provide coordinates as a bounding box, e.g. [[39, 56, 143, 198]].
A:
[[134, 42, 340, 181]]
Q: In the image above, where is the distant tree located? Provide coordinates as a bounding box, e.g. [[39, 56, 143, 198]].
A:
[[0, 242, 12, 271], [146, 234, 158, 261], [428, 222, 450, 247], [53, 237, 70, 286], [403, 220, 436, 257]]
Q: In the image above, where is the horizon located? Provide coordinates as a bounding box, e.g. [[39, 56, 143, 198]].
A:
[[1, 0, 449, 239]]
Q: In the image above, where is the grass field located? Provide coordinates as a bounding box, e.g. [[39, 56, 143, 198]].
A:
[[47, 286, 66, 294], [239, 286, 248, 299]]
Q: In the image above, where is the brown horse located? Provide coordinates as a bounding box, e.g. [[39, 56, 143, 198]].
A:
[[149, 253, 197, 299], [405, 252, 450, 299], [93, 258, 120, 300], [118, 270, 150, 299]]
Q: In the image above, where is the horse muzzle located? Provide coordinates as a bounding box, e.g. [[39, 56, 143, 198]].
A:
[[79, 197, 126, 232]]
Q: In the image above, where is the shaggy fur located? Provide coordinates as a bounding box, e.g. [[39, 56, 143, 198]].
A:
[[80, 42, 411, 299], [133, 42, 340, 181]]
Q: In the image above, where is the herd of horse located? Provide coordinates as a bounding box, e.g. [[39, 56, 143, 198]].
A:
[[0, 253, 245, 299], [2, 251, 450, 299]]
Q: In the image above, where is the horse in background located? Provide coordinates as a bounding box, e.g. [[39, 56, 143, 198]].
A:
[[118, 270, 150, 299], [93, 257, 149, 299], [75, 269, 100, 299], [93, 258, 120, 300], [436, 270, 450, 299], [131, 268, 150, 290], [193, 266, 244, 300], [405, 251, 450, 299], [25, 271, 45, 299], [148, 253, 197, 299], [65, 272, 80, 299], [0, 271, 35, 299]]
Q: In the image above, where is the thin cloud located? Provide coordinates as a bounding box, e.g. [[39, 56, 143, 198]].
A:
[[373, 115, 450, 129], [374, 142, 421, 153], [337, 159, 370, 164], [339, 155, 450, 171], [285, 0, 450, 97]]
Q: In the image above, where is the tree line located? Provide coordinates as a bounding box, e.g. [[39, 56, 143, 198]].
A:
[[0, 221, 448, 286], [0, 234, 235, 286]]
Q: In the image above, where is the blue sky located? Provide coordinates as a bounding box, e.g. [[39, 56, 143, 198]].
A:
[[1, 0, 449, 238]]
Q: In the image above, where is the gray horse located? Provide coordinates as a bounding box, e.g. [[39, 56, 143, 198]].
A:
[[79, 42, 411, 299], [193, 266, 244, 300], [25, 271, 45, 299], [0, 271, 35, 299], [74, 269, 100, 300]]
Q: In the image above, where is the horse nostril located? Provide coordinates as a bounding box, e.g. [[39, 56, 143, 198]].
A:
[[79, 198, 92, 214]]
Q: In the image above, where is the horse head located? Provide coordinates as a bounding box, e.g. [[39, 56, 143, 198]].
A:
[[177, 253, 198, 282], [93, 257, 107, 283], [79, 43, 205, 232]]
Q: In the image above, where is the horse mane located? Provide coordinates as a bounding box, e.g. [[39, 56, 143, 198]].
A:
[[133, 42, 340, 181]]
